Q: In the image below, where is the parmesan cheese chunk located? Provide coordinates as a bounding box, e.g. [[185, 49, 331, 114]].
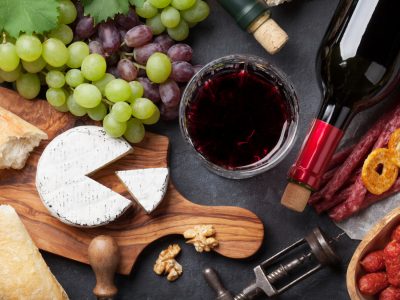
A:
[[0, 205, 69, 300]]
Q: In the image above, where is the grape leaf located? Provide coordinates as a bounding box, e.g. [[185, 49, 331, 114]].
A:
[[0, 0, 60, 38], [82, 0, 130, 23]]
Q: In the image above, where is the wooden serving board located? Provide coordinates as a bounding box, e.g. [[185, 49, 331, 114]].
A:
[[0, 87, 264, 275]]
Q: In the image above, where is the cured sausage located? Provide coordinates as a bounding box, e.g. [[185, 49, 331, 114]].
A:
[[327, 147, 353, 170], [384, 241, 400, 287], [380, 286, 400, 300], [314, 169, 361, 213], [322, 109, 391, 201], [392, 225, 400, 242], [329, 177, 400, 221], [359, 272, 389, 295], [361, 250, 386, 273], [315, 185, 351, 214]]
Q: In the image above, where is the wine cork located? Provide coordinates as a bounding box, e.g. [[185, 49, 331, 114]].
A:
[[281, 182, 311, 212], [249, 16, 288, 55]]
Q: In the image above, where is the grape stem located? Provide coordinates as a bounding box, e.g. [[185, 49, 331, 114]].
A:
[[133, 62, 146, 70], [66, 86, 74, 93], [120, 52, 146, 69], [102, 98, 114, 106]]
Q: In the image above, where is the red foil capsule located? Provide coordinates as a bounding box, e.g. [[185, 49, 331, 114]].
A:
[[288, 119, 344, 190]]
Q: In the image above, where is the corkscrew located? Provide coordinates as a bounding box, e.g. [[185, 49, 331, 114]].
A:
[[203, 227, 346, 300]]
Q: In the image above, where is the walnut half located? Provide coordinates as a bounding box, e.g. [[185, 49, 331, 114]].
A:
[[153, 244, 183, 281], [183, 225, 219, 252]]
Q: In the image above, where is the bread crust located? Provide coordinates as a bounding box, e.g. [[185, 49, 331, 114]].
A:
[[0, 106, 47, 144], [0, 106, 48, 169]]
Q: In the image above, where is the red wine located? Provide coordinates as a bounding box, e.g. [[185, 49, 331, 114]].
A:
[[283, 0, 400, 211], [186, 68, 290, 169]]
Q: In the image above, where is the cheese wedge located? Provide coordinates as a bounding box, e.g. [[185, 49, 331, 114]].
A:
[[116, 168, 169, 214], [0, 205, 69, 300]]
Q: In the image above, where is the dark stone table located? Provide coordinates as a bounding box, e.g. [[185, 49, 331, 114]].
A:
[[45, 0, 368, 299]]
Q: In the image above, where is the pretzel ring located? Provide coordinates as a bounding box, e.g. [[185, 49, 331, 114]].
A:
[[388, 129, 400, 167], [362, 148, 398, 195]]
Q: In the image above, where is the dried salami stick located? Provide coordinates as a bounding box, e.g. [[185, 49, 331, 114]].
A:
[[309, 147, 354, 205], [309, 167, 338, 204], [329, 104, 400, 221], [313, 168, 361, 209], [309, 191, 323, 205], [328, 177, 366, 221], [329, 177, 400, 222], [314, 169, 361, 213], [373, 106, 400, 149], [327, 147, 353, 170], [361, 178, 400, 211], [315, 185, 352, 213], [322, 166, 338, 185], [322, 114, 388, 201]]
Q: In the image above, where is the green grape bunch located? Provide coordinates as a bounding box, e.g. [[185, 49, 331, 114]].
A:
[[0, 0, 161, 144], [72, 0, 208, 121], [0, 0, 209, 142]]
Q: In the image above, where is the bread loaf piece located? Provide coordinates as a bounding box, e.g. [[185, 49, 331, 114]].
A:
[[0, 205, 69, 300], [0, 106, 47, 169]]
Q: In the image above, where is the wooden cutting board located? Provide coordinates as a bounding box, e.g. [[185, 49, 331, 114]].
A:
[[0, 87, 264, 275]]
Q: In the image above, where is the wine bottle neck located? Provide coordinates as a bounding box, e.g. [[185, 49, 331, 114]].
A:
[[317, 93, 354, 130]]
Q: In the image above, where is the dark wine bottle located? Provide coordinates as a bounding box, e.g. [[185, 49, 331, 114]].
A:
[[281, 0, 400, 212]]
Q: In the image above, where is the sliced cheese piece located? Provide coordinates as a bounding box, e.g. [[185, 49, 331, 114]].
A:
[[116, 168, 169, 214], [0, 105, 48, 169], [36, 126, 133, 227], [0, 205, 69, 300]]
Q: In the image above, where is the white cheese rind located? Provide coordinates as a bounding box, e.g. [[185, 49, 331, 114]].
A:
[[36, 126, 133, 227], [116, 168, 169, 214]]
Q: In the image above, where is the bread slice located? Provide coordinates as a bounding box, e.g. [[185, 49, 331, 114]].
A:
[[0, 106, 48, 169], [0, 205, 69, 300]]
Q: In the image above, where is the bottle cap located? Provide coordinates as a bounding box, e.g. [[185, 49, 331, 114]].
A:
[[217, 0, 268, 30]]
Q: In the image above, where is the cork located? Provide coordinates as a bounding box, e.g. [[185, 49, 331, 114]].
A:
[[281, 182, 311, 212], [249, 15, 288, 55]]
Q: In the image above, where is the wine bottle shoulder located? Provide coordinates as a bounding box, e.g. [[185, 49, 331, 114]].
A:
[[317, 0, 400, 125]]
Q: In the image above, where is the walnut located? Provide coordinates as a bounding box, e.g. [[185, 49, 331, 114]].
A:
[[153, 244, 183, 281], [183, 225, 219, 252]]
